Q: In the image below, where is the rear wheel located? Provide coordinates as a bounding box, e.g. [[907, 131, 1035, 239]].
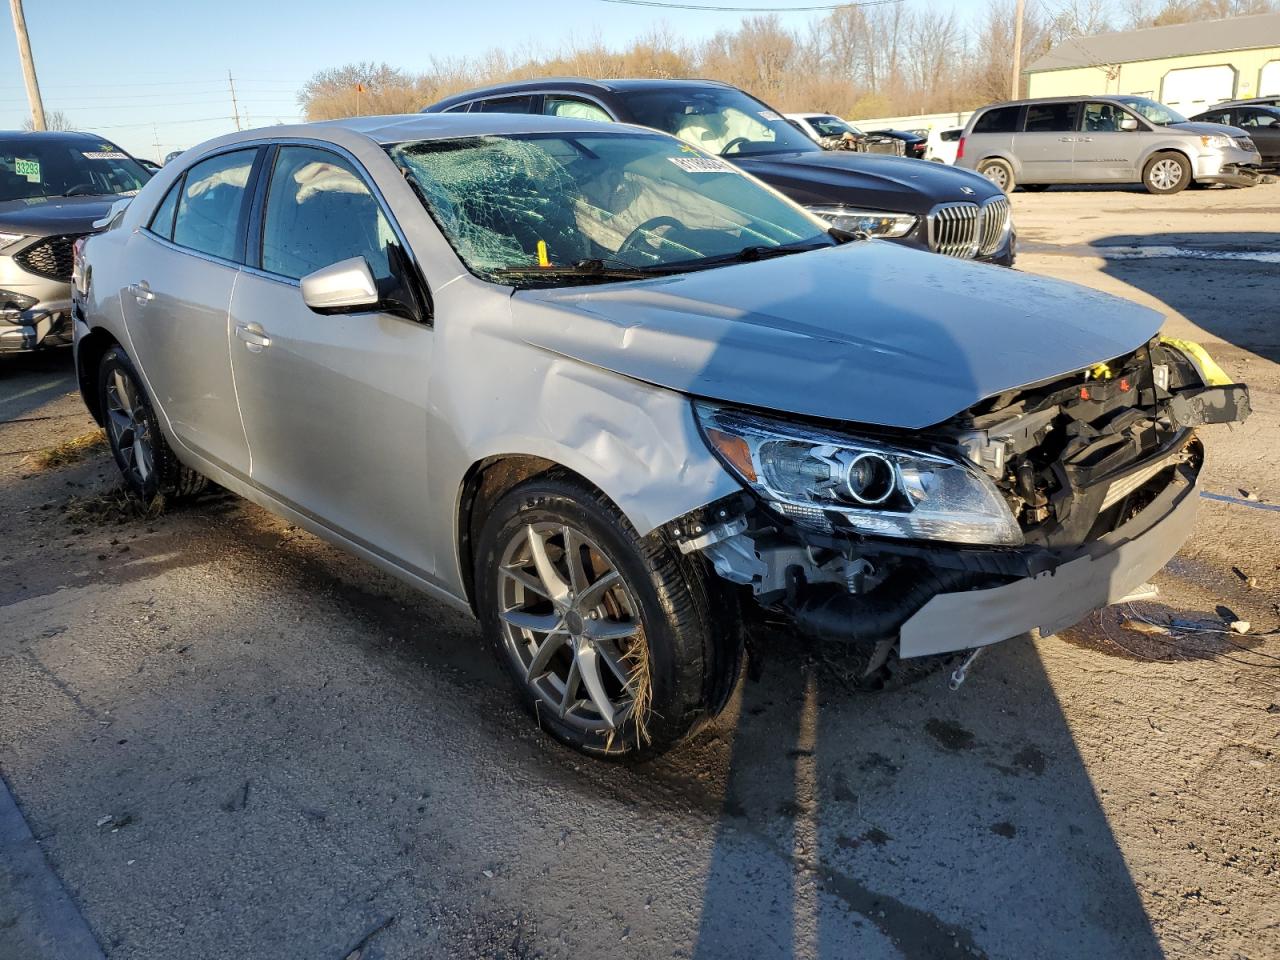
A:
[[977, 158, 1015, 193], [1143, 152, 1191, 194], [474, 472, 741, 758], [98, 346, 206, 503]]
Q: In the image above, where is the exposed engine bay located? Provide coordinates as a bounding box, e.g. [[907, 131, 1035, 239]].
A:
[[671, 337, 1250, 678]]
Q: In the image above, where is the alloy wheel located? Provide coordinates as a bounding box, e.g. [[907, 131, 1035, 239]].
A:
[[1149, 158, 1182, 191], [982, 164, 1009, 190], [497, 522, 647, 735], [104, 368, 154, 486]]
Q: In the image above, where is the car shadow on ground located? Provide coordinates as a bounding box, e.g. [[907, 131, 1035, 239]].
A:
[[1088, 232, 1280, 364]]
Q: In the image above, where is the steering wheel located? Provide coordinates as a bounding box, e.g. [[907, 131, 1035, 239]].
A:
[[617, 216, 686, 260], [720, 137, 751, 155], [63, 183, 98, 197]]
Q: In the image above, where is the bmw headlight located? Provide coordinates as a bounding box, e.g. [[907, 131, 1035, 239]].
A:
[[695, 402, 1023, 546], [806, 205, 918, 239]]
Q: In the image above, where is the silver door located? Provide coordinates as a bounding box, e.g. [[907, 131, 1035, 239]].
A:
[[1071, 102, 1144, 180], [227, 145, 435, 576], [1012, 102, 1080, 181], [118, 148, 259, 476]]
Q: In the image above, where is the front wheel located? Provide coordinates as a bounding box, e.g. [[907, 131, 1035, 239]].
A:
[[1143, 152, 1191, 194], [977, 158, 1015, 193], [474, 472, 741, 758], [98, 346, 206, 503]]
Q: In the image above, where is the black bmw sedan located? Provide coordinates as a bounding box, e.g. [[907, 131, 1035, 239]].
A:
[[423, 79, 1016, 266]]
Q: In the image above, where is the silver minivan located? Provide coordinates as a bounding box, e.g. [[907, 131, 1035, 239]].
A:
[[73, 114, 1248, 759], [957, 95, 1262, 194]]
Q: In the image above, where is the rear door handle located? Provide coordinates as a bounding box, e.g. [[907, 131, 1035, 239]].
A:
[[235, 322, 271, 353], [127, 281, 154, 305]]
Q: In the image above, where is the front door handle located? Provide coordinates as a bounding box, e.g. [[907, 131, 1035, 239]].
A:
[[235, 322, 272, 353], [1078, 136, 1094, 142], [1058, 136, 1077, 142], [127, 281, 154, 305]]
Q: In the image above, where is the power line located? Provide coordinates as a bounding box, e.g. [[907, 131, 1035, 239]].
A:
[[588, 0, 902, 11]]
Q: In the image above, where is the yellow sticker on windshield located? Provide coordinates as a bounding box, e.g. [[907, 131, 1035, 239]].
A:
[[15, 158, 40, 181]]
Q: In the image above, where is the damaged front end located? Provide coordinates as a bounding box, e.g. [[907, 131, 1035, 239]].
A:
[[671, 338, 1250, 674]]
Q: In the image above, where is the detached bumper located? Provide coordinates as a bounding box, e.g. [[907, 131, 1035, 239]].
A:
[[1195, 161, 1263, 187], [898, 462, 1200, 657]]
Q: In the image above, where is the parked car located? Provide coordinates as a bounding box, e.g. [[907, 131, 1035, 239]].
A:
[[74, 113, 1249, 757], [868, 128, 928, 159], [425, 80, 1015, 266], [957, 95, 1262, 194], [163, 150, 184, 165], [1191, 102, 1280, 169], [925, 126, 964, 164], [784, 113, 904, 155], [1, 131, 150, 352]]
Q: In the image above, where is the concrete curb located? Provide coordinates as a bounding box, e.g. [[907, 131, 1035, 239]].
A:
[[0, 771, 107, 960]]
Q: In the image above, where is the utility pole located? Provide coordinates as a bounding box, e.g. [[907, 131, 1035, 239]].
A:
[[228, 70, 242, 131], [8, 0, 47, 131], [1010, 0, 1025, 101], [152, 124, 162, 159]]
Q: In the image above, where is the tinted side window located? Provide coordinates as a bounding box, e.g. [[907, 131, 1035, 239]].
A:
[[1198, 110, 1231, 125], [543, 96, 612, 122], [1023, 102, 1080, 132], [972, 106, 1019, 133], [475, 96, 535, 114], [148, 178, 182, 240], [260, 146, 394, 282], [172, 150, 256, 262]]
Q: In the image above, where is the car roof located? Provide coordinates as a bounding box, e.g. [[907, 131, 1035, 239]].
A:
[[1205, 98, 1280, 109], [973, 95, 1145, 111], [426, 76, 740, 107]]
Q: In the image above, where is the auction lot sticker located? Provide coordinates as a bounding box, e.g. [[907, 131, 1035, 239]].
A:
[[15, 158, 40, 181], [83, 151, 128, 160], [668, 156, 731, 173]]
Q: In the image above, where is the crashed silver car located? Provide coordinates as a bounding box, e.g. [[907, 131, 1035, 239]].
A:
[[72, 114, 1250, 757]]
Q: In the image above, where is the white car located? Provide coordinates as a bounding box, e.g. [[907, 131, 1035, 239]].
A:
[[784, 112, 866, 142], [925, 127, 964, 164]]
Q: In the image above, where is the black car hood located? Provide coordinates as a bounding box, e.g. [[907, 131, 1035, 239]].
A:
[[514, 241, 1164, 430], [734, 151, 1000, 214], [0, 195, 124, 236]]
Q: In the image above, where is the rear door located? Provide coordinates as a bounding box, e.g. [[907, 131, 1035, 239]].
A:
[[1013, 101, 1079, 182], [1072, 102, 1144, 180], [117, 147, 261, 476], [227, 143, 436, 577]]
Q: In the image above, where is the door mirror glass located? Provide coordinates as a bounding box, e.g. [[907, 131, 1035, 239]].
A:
[[1118, 115, 1139, 132], [300, 257, 379, 313]]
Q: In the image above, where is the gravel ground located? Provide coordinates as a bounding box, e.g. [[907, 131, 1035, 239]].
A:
[[2, 183, 1278, 960]]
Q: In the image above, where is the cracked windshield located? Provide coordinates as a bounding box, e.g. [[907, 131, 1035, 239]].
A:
[[388, 132, 831, 285]]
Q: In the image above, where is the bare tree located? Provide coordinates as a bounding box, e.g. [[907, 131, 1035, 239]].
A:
[[23, 108, 72, 131]]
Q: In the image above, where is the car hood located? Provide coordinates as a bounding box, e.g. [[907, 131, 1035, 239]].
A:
[[1169, 121, 1250, 138], [733, 150, 1001, 212], [0, 195, 123, 236], [513, 242, 1163, 430]]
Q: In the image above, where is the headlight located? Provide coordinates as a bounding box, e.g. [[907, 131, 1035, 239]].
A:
[[0, 232, 26, 249], [695, 402, 1023, 546], [1199, 134, 1233, 150], [805, 205, 918, 239]]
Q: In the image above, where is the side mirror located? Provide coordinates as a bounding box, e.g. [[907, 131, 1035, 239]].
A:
[[1119, 116, 1139, 132], [300, 257, 379, 314]]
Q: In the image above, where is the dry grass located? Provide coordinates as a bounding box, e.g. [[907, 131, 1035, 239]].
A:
[[25, 430, 107, 470], [63, 486, 166, 527], [605, 628, 653, 753]]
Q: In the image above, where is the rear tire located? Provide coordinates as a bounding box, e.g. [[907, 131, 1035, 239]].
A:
[[474, 471, 741, 759], [1143, 152, 1191, 194], [98, 346, 207, 504], [977, 158, 1015, 193]]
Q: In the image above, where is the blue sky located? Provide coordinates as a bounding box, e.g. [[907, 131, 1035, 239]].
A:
[[3, 0, 984, 158]]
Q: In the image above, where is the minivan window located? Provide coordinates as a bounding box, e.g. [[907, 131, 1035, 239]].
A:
[[171, 149, 256, 262], [544, 97, 612, 122], [260, 146, 395, 282], [1023, 102, 1080, 132], [148, 178, 182, 240], [972, 106, 1019, 134], [1083, 102, 1133, 132]]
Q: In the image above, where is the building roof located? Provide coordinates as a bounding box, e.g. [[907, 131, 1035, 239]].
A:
[[1027, 12, 1280, 73]]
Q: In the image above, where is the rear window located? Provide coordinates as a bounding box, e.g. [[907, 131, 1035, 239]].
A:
[[1024, 102, 1080, 132], [940, 129, 961, 142], [972, 107, 1019, 134]]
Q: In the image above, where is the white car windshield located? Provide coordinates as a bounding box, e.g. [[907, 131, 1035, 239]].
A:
[[388, 131, 832, 287], [1115, 97, 1187, 126]]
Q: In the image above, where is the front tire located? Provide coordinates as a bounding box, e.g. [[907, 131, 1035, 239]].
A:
[[978, 158, 1015, 193], [474, 472, 741, 758], [98, 346, 206, 503], [1143, 152, 1191, 194]]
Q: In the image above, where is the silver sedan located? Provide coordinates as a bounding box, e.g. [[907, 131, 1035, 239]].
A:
[[74, 114, 1247, 758]]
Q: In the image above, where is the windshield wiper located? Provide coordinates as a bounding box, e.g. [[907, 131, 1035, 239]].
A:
[[657, 240, 833, 273], [491, 262, 666, 285]]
